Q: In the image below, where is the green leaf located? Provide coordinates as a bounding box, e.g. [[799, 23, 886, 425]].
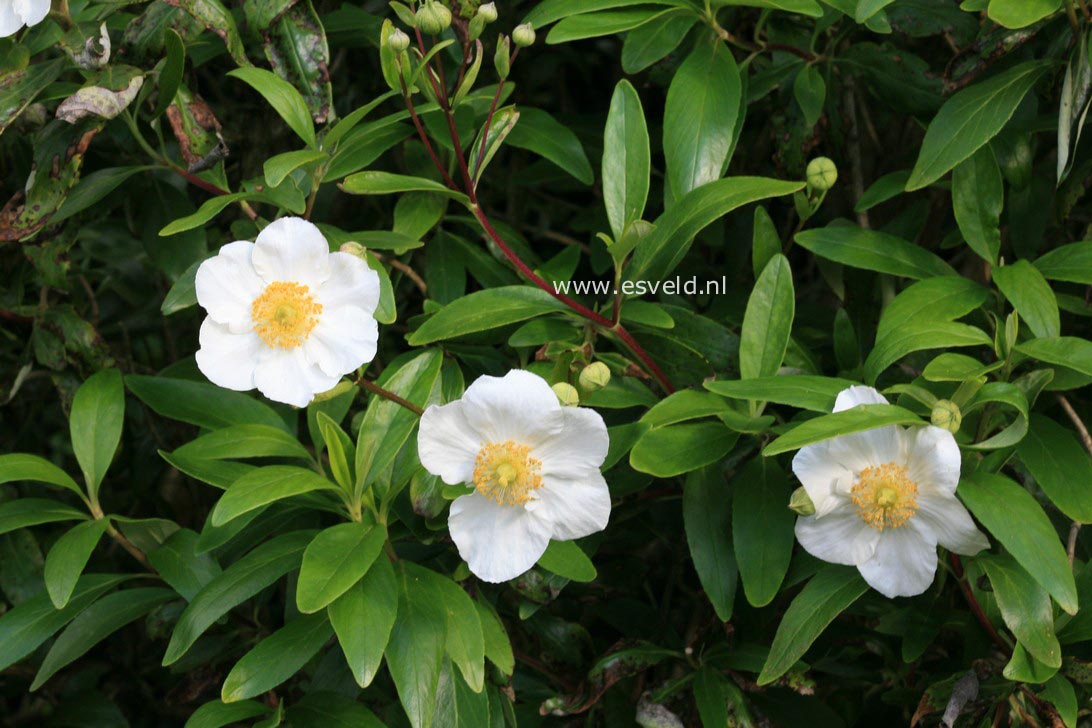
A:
[[316, 412, 355, 490], [740, 255, 794, 380], [620, 9, 695, 74], [475, 599, 514, 675], [664, 37, 742, 198], [987, 0, 1062, 29], [538, 540, 597, 582], [407, 286, 568, 345], [251, 0, 334, 124], [506, 107, 594, 184], [147, 529, 222, 601], [793, 64, 826, 127], [31, 587, 174, 690], [0, 573, 129, 672], [52, 166, 158, 224], [210, 466, 339, 526], [854, 170, 911, 213], [795, 226, 956, 279], [126, 375, 288, 432], [228, 67, 316, 148], [160, 193, 248, 236], [640, 389, 734, 428], [420, 569, 486, 694], [44, 518, 110, 609], [757, 565, 868, 685], [0, 59, 65, 135], [1017, 337, 1092, 377], [705, 375, 856, 412], [296, 523, 386, 613], [979, 554, 1061, 668], [713, 0, 822, 14], [329, 553, 398, 688], [733, 459, 794, 607], [387, 562, 448, 728], [693, 667, 732, 728], [545, 8, 667, 44], [70, 368, 124, 501], [185, 700, 270, 728], [683, 466, 737, 621], [960, 473, 1078, 614], [1018, 415, 1092, 523], [523, 0, 688, 27], [0, 499, 88, 536], [355, 350, 443, 492], [906, 61, 1051, 190], [763, 404, 924, 456], [163, 530, 314, 665], [874, 276, 990, 344], [339, 171, 469, 203], [951, 146, 1003, 264], [264, 149, 328, 188], [629, 177, 804, 282], [602, 80, 650, 241], [285, 692, 386, 728], [864, 321, 992, 384], [1034, 242, 1092, 285], [0, 453, 84, 499], [993, 260, 1060, 339], [174, 425, 311, 462], [221, 612, 333, 702], [630, 422, 738, 477]]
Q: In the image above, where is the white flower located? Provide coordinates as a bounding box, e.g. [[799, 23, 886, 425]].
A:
[[194, 217, 381, 408], [0, 0, 50, 37], [417, 370, 611, 583], [792, 386, 989, 598]]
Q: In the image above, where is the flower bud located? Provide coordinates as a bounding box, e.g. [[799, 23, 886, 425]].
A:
[[805, 156, 838, 191], [931, 399, 962, 434], [494, 35, 511, 78], [551, 382, 579, 407], [512, 22, 536, 47], [389, 28, 411, 53], [578, 362, 611, 391], [788, 486, 815, 517], [339, 242, 368, 259], [415, 1, 451, 35], [478, 2, 498, 22]]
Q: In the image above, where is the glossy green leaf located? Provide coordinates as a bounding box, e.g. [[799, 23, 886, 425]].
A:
[[296, 523, 386, 613], [1017, 337, 1092, 377], [757, 565, 868, 685], [0, 499, 88, 536], [733, 459, 794, 607], [906, 61, 1051, 190], [126, 375, 288, 432], [227, 67, 315, 148], [173, 425, 311, 462], [763, 404, 924, 456], [960, 473, 1078, 614], [987, 0, 1062, 29], [602, 80, 650, 241], [1018, 415, 1092, 523], [210, 466, 338, 527], [683, 466, 737, 621], [864, 321, 992, 384], [407, 286, 567, 345], [979, 554, 1061, 668], [0, 454, 84, 499], [630, 422, 738, 477], [506, 107, 594, 184], [705, 375, 856, 412], [993, 260, 1060, 339], [147, 528, 222, 601], [951, 146, 1003, 264], [44, 518, 110, 609], [70, 368, 124, 500], [538, 539, 597, 582], [387, 562, 448, 728], [795, 226, 955, 279], [329, 554, 398, 688], [740, 255, 794, 380], [222, 612, 333, 702], [1034, 242, 1092, 285]]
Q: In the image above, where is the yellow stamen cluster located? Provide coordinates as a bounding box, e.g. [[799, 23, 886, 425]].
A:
[[473, 440, 543, 506], [251, 281, 323, 349], [850, 462, 918, 531]]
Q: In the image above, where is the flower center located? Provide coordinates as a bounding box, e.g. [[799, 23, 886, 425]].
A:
[[251, 281, 323, 349], [473, 440, 543, 506], [850, 462, 918, 531]]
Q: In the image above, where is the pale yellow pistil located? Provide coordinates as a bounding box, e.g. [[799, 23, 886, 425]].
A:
[[851, 462, 918, 531], [473, 440, 543, 506], [251, 281, 323, 349]]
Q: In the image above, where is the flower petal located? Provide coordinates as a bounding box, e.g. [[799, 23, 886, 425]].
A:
[[904, 425, 961, 496], [530, 469, 611, 541], [834, 385, 889, 412], [251, 217, 332, 286], [15, 0, 48, 24], [320, 251, 381, 314], [792, 440, 856, 517], [195, 318, 261, 392], [857, 526, 938, 598], [253, 347, 339, 407], [194, 241, 264, 331], [794, 509, 880, 566], [0, 4, 22, 36], [304, 306, 378, 377], [449, 492, 552, 583], [534, 407, 609, 479], [914, 492, 989, 556], [462, 370, 564, 443], [418, 400, 483, 486]]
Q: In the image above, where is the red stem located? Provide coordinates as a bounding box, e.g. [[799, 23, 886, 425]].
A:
[[950, 554, 1011, 654]]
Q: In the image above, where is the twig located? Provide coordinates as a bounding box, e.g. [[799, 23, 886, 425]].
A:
[[1058, 395, 1091, 565], [372, 252, 427, 294], [843, 77, 870, 229], [356, 377, 425, 416]]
